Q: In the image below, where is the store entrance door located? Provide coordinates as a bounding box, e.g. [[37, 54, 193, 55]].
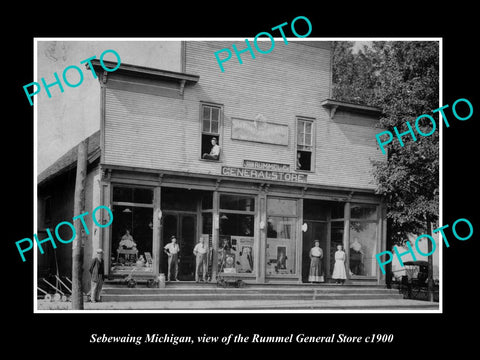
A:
[[301, 221, 328, 283], [162, 212, 197, 281]]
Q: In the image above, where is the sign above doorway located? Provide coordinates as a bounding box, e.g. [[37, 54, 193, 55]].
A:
[[221, 166, 307, 183]]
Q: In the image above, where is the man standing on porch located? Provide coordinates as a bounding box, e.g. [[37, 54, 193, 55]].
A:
[[164, 236, 180, 281], [89, 249, 104, 302], [193, 237, 208, 282]]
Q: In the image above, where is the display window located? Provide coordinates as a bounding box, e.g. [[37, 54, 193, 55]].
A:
[[349, 204, 378, 277], [266, 197, 297, 275], [218, 194, 255, 274], [110, 186, 154, 273]]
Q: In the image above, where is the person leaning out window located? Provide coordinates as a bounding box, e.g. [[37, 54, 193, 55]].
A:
[[202, 137, 221, 160]]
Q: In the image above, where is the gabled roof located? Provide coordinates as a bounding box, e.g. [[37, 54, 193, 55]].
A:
[[37, 130, 101, 187]]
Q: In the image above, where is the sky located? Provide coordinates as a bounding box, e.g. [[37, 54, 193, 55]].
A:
[[36, 40, 182, 174], [352, 41, 372, 54]]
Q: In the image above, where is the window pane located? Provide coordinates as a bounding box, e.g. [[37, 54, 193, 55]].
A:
[[220, 213, 254, 236], [297, 131, 304, 146], [218, 213, 255, 274], [211, 107, 220, 121], [298, 119, 305, 130], [305, 132, 312, 146], [305, 121, 312, 133], [266, 216, 296, 275], [220, 194, 255, 211], [113, 187, 133, 202], [349, 222, 377, 276], [351, 204, 377, 220], [133, 188, 153, 204], [110, 205, 153, 273], [211, 119, 219, 134], [113, 186, 153, 204], [202, 119, 210, 132], [203, 106, 211, 121], [267, 198, 296, 216]]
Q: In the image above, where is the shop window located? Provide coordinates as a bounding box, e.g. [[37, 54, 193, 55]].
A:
[[113, 186, 153, 204], [218, 194, 256, 274], [349, 204, 378, 277], [110, 205, 153, 273], [351, 204, 377, 220], [266, 198, 296, 217], [220, 213, 254, 237], [220, 194, 255, 212], [296, 117, 314, 171], [201, 104, 222, 161], [110, 186, 154, 274], [266, 197, 297, 275]]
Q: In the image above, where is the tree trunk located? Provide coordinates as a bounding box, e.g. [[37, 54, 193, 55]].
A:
[[72, 140, 88, 310], [426, 220, 435, 302]]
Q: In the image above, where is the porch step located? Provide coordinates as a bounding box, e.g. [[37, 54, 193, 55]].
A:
[[100, 283, 404, 302]]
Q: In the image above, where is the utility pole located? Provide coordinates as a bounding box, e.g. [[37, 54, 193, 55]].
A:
[[72, 139, 88, 310], [426, 219, 435, 302]]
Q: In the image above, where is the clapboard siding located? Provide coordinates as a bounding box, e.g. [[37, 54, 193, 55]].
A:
[[104, 40, 383, 190]]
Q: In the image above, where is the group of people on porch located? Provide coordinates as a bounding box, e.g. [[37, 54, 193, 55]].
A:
[[308, 241, 347, 284], [89, 235, 358, 301]]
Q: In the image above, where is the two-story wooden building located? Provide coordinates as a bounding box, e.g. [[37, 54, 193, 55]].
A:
[[38, 40, 386, 289]]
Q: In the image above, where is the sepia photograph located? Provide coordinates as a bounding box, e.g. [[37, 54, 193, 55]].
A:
[[33, 38, 443, 312]]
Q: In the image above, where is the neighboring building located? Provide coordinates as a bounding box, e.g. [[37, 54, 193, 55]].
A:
[[37, 40, 386, 290]]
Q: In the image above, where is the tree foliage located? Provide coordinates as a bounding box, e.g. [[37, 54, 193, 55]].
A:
[[332, 41, 439, 244]]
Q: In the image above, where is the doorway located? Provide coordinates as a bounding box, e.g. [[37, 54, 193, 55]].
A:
[[162, 212, 197, 281], [302, 221, 328, 283]]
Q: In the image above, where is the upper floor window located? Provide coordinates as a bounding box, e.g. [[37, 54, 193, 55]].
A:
[[296, 117, 314, 171], [201, 103, 222, 161]]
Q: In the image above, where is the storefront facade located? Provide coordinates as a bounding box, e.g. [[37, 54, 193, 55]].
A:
[[99, 168, 386, 284], [88, 40, 386, 284]]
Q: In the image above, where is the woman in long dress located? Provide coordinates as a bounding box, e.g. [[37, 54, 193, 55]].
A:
[[332, 244, 347, 284], [308, 240, 324, 283]]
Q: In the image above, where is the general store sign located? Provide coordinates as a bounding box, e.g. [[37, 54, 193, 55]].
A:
[[243, 160, 290, 172], [221, 166, 307, 183]]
